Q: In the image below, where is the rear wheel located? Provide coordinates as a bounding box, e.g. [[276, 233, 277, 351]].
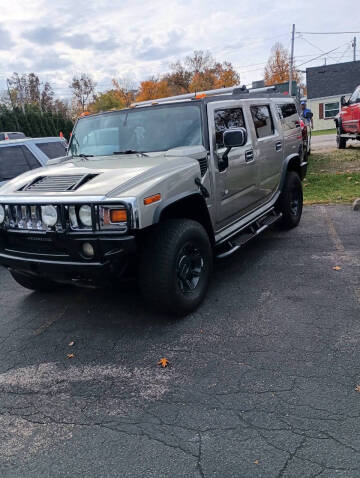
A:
[[138, 219, 213, 316], [10, 270, 60, 292], [278, 171, 303, 229], [336, 125, 347, 149]]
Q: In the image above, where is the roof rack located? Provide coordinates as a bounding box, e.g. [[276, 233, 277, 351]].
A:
[[130, 85, 279, 107]]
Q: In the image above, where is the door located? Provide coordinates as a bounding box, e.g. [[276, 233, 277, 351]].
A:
[[207, 101, 259, 230], [343, 87, 360, 133], [249, 103, 283, 201]]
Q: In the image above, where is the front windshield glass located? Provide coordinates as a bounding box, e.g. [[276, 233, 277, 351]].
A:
[[69, 104, 203, 157]]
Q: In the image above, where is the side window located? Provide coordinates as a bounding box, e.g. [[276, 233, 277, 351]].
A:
[[214, 108, 245, 149], [0, 146, 31, 181], [349, 87, 360, 104], [276, 103, 298, 130], [35, 141, 67, 160], [0, 134, 5, 141], [21, 146, 41, 169], [250, 105, 274, 138]]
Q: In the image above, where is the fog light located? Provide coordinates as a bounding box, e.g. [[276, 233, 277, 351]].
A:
[[82, 242, 94, 258]]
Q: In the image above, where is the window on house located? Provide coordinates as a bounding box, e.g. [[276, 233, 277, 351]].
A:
[[324, 102, 339, 118]]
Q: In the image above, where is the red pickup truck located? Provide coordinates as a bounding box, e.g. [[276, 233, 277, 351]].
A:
[[335, 85, 360, 149]]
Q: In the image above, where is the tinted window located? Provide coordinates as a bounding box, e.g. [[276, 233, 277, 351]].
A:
[[0, 146, 31, 181], [36, 141, 67, 159], [8, 132, 26, 139], [0, 134, 5, 141], [276, 103, 298, 130], [214, 108, 245, 149], [21, 146, 41, 168], [250, 105, 274, 138]]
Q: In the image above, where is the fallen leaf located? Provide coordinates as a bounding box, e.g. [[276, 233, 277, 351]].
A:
[[254, 460, 259, 465], [355, 385, 360, 392], [158, 358, 169, 368], [68, 341, 75, 347], [347, 177, 353, 180], [332, 266, 342, 271], [67, 353, 75, 359]]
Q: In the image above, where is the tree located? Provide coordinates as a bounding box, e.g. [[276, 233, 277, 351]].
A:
[[112, 77, 137, 107], [88, 90, 124, 113], [40, 82, 54, 112], [135, 78, 172, 102], [69, 74, 96, 112], [264, 43, 302, 85]]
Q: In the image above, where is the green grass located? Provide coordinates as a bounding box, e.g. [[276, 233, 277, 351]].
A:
[[303, 149, 360, 204], [312, 128, 337, 136]]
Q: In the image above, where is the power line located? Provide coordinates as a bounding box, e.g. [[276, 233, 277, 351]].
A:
[[297, 31, 360, 35], [296, 42, 349, 67]]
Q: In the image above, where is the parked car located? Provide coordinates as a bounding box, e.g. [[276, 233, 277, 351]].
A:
[[0, 132, 26, 141], [0, 86, 307, 315], [0, 137, 67, 186], [335, 84, 360, 148]]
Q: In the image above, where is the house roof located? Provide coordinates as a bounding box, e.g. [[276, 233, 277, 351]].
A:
[[306, 60, 360, 99]]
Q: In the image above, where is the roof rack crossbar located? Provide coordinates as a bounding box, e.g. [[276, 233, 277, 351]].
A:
[[130, 85, 279, 107]]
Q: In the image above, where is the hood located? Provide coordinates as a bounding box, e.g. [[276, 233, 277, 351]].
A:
[[0, 153, 200, 198]]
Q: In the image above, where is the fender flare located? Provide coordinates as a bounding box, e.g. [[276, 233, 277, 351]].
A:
[[153, 191, 204, 223], [279, 154, 302, 191]]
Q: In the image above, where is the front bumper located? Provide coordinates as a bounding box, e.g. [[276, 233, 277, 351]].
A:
[[0, 231, 137, 284]]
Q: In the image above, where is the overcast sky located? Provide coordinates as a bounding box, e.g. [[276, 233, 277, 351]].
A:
[[0, 0, 359, 99]]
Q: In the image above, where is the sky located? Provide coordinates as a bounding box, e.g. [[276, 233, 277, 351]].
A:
[[0, 0, 359, 99]]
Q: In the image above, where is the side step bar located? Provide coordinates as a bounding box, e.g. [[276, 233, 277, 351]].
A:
[[216, 210, 282, 259]]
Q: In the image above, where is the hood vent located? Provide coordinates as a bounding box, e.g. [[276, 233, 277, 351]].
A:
[[19, 174, 99, 192]]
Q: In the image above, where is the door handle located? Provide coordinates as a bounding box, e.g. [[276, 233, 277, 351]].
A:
[[275, 141, 282, 151], [245, 149, 254, 162]]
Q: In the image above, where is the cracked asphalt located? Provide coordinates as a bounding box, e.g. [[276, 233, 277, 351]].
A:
[[0, 205, 359, 477]]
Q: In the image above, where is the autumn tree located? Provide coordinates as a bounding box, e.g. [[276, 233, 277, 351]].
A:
[[112, 77, 137, 107], [88, 90, 124, 113], [264, 43, 302, 85], [69, 74, 96, 112], [135, 78, 173, 102], [7, 73, 55, 112]]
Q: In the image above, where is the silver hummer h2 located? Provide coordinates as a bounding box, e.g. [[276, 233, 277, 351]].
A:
[[0, 86, 307, 315]]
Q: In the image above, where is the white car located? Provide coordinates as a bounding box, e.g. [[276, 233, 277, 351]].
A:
[[0, 137, 67, 186]]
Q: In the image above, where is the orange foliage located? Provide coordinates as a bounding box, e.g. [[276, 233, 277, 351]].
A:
[[136, 79, 173, 102], [264, 42, 302, 86]]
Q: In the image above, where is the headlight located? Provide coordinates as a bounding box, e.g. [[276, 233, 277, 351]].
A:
[[79, 205, 92, 227], [41, 205, 58, 227], [0, 205, 4, 224]]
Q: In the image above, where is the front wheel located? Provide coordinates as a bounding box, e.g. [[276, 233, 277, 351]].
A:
[[138, 219, 213, 316], [10, 270, 60, 292], [278, 171, 303, 229], [336, 125, 347, 149]]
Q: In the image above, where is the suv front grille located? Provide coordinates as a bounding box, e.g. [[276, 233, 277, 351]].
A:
[[19, 174, 98, 192]]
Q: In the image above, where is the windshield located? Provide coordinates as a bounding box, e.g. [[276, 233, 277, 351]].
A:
[[69, 104, 203, 157]]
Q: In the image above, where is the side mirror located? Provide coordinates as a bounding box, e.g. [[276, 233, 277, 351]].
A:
[[341, 96, 347, 107], [219, 128, 247, 172], [223, 128, 247, 148]]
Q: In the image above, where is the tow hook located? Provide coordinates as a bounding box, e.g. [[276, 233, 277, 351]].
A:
[[195, 177, 209, 198]]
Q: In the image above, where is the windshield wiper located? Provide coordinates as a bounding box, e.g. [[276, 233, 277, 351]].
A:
[[113, 150, 148, 157]]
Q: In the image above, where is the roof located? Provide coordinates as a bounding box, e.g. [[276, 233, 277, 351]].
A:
[[306, 61, 360, 99], [0, 137, 66, 146]]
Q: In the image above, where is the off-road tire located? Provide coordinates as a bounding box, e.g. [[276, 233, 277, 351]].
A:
[[10, 270, 59, 292], [278, 171, 303, 229], [336, 125, 347, 149], [138, 219, 213, 316]]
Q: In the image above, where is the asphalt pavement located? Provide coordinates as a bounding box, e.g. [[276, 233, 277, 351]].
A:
[[311, 134, 337, 151], [0, 205, 359, 477]]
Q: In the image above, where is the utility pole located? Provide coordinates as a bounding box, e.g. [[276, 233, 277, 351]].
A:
[[289, 24, 295, 96], [352, 37, 357, 61]]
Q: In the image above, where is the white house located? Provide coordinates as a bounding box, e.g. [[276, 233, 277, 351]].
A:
[[306, 60, 360, 131]]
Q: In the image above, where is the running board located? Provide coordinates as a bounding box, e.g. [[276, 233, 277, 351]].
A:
[[216, 210, 282, 259]]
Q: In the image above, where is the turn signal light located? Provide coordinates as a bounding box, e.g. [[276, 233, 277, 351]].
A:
[[110, 209, 127, 223], [195, 93, 207, 99], [143, 193, 161, 205]]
